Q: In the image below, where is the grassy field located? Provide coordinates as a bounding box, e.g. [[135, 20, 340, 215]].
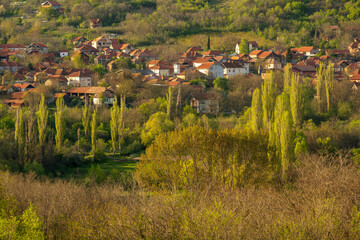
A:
[[60, 152, 142, 182]]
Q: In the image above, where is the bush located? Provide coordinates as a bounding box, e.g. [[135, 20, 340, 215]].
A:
[[24, 161, 45, 176]]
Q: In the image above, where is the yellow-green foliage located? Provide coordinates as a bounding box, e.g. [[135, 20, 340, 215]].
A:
[[136, 126, 276, 190]]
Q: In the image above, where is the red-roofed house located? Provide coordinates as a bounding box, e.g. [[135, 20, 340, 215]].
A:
[[202, 50, 225, 57], [0, 60, 23, 73], [92, 36, 112, 50], [66, 70, 93, 87], [41, 1, 61, 9], [249, 50, 264, 59], [72, 36, 88, 45], [27, 43, 48, 54], [90, 19, 102, 29], [196, 62, 224, 79], [293, 47, 320, 57]]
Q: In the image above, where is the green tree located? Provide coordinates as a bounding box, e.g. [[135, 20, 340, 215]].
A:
[[166, 87, 173, 118], [290, 74, 302, 128], [251, 88, 262, 131], [118, 96, 126, 155], [316, 63, 325, 113], [110, 96, 119, 155], [280, 111, 293, 182], [72, 54, 86, 68], [141, 112, 174, 146], [239, 38, 250, 54], [37, 94, 48, 147], [262, 72, 276, 130], [55, 96, 65, 152], [82, 103, 91, 137], [91, 110, 97, 162], [325, 63, 334, 112], [213, 77, 229, 91]]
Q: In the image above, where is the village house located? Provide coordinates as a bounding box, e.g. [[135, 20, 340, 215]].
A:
[[0, 44, 26, 52], [66, 70, 92, 87], [12, 83, 35, 92], [90, 19, 102, 28], [41, 1, 61, 10], [202, 50, 225, 57], [91, 36, 112, 50], [190, 93, 219, 115], [249, 50, 264, 59], [264, 58, 282, 70], [77, 45, 99, 55], [222, 62, 248, 78], [196, 62, 224, 79], [27, 43, 48, 54], [292, 46, 320, 57], [72, 36, 88, 45], [66, 87, 114, 105], [59, 50, 69, 58], [0, 60, 23, 73]]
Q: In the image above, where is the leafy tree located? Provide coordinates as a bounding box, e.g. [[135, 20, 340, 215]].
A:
[[280, 111, 293, 182], [141, 112, 174, 146], [262, 72, 276, 130], [213, 77, 229, 91], [55, 96, 65, 152], [110, 96, 119, 155], [290, 74, 302, 128], [325, 63, 334, 113], [82, 103, 91, 137], [250, 88, 262, 131], [118, 96, 126, 155], [239, 38, 249, 54], [72, 54, 86, 69], [166, 87, 173, 118], [91, 110, 97, 162], [37, 94, 48, 147]]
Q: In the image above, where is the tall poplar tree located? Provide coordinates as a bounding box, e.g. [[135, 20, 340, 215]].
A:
[[290, 74, 302, 128], [55, 96, 65, 152], [82, 103, 91, 137], [37, 94, 48, 147], [166, 87, 173, 118], [325, 63, 334, 112], [251, 88, 262, 131], [280, 111, 293, 182], [118, 96, 125, 155], [316, 63, 325, 113], [283, 64, 292, 91], [15, 108, 24, 162], [262, 72, 276, 130], [110, 96, 119, 155], [91, 110, 97, 162]]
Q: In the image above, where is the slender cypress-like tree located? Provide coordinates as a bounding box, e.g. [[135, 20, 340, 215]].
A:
[[316, 63, 325, 113], [283, 64, 292, 91], [262, 72, 276, 130], [82, 103, 91, 137], [166, 87, 173, 118], [280, 111, 293, 182], [118, 96, 125, 155], [325, 63, 334, 112], [15, 108, 24, 163], [25, 111, 35, 163], [110, 96, 119, 155], [251, 88, 262, 131], [55, 96, 65, 152], [290, 74, 302, 128], [37, 94, 48, 147], [91, 110, 97, 162], [207, 35, 211, 50]]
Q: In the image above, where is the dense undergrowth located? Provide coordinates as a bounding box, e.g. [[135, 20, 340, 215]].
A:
[[0, 152, 359, 239]]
